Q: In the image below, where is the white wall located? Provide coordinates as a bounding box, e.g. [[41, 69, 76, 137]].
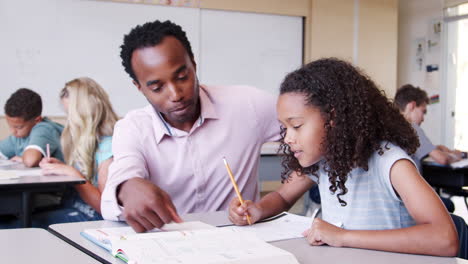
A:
[[0, 0, 302, 117], [398, 0, 445, 144]]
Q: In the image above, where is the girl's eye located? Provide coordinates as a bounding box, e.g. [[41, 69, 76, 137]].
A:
[[293, 125, 302, 129]]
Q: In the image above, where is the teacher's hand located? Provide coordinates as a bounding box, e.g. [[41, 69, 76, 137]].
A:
[[118, 177, 183, 232]]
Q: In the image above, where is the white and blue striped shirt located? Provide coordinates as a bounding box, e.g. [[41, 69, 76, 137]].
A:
[[309, 142, 417, 230]]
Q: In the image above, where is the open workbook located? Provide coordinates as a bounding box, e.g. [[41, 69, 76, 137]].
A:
[[81, 221, 299, 264]]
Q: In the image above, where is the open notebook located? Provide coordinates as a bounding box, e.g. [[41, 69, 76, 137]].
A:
[[81, 221, 299, 264]]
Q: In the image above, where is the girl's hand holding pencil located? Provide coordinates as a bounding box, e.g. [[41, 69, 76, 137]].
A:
[[228, 197, 263, 225], [39, 157, 63, 166], [223, 157, 257, 225]]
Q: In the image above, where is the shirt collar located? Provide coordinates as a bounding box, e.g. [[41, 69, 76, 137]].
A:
[[150, 85, 219, 144], [198, 85, 218, 120]]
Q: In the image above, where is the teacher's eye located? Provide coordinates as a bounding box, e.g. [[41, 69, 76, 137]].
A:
[[151, 86, 162, 92], [176, 74, 188, 81]]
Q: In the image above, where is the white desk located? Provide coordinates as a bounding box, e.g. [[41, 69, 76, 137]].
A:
[[49, 211, 468, 264], [0, 228, 99, 263]]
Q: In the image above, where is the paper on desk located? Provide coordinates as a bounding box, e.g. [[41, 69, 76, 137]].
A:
[[84, 221, 216, 242], [223, 212, 313, 242], [0, 159, 19, 167], [0, 168, 42, 179], [451, 159, 468, 169], [113, 228, 299, 264], [0, 170, 19, 179]]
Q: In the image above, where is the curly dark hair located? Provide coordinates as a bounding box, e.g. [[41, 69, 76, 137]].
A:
[[394, 84, 429, 111], [4, 88, 42, 121], [279, 58, 419, 206], [120, 20, 194, 83]]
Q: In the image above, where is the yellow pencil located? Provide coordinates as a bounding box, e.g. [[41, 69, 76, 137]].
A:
[[223, 157, 252, 225]]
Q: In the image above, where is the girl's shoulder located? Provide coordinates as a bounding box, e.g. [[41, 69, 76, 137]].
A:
[[369, 141, 416, 181]]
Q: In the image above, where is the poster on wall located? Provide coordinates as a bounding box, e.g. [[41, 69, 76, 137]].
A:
[[423, 17, 443, 102], [427, 18, 442, 54], [414, 37, 425, 72]]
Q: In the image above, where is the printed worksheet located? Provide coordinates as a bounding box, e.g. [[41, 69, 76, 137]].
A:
[[223, 212, 313, 242]]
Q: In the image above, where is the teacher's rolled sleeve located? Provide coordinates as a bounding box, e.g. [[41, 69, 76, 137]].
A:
[[101, 117, 149, 221]]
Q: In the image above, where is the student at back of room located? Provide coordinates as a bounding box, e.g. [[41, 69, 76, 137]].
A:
[[0, 88, 64, 167]]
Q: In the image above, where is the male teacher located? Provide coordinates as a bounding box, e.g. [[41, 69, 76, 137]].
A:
[[101, 20, 281, 232]]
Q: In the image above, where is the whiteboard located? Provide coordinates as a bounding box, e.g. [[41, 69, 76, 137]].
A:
[[0, 0, 302, 116], [200, 10, 303, 95]]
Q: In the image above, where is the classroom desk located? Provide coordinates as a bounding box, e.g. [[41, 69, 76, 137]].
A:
[[422, 161, 468, 189], [0, 228, 99, 263], [0, 170, 85, 227], [49, 211, 468, 264]]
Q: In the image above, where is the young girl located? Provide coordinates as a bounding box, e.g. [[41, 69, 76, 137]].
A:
[[229, 58, 458, 256], [35, 77, 119, 226]]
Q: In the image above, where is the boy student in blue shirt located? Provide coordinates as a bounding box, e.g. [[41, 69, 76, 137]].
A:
[[229, 58, 459, 257], [0, 88, 64, 166], [394, 84, 465, 170]]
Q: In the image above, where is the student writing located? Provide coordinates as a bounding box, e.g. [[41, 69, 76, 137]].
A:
[[36, 77, 118, 226], [0, 88, 64, 167], [229, 58, 458, 256], [394, 84, 464, 169]]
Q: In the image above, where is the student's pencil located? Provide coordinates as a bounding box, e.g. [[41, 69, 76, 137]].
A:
[[223, 157, 252, 225], [46, 144, 50, 160], [311, 207, 320, 219]]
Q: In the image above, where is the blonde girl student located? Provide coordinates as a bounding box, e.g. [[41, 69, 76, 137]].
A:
[[229, 58, 459, 257], [33, 77, 119, 226]]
